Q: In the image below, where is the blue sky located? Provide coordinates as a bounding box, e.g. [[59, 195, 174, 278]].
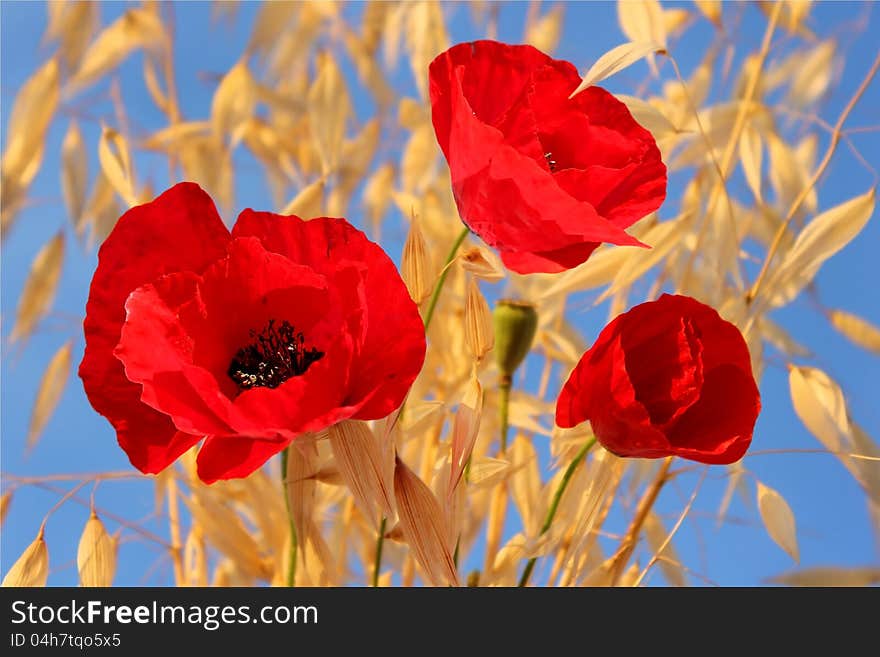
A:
[[2, 1, 878, 586]]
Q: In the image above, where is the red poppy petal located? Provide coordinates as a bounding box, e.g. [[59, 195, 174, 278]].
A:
[[452, 145, 647, 274], [429, 40, 557, 154], [500, 241, 600, 274], [588, 160, 668, 227], [345, 268, 425, 419], [116, 238, 345, 440], [600, 334, 671, 454], [620, 312, 704, 428], [684, 297, 756, 375], [117, 415, 202, 475], [115, 272, 239, 437], [493, 84, 546, 167], [232, 212, 426, 419], [430, 41, 666, 276], [667, 364, 760, 464], [558, 294, 760, 463], [232, 211, 368, 277], [554, 159, 667, 229], [434, 63, 506, 183], [498, 147, 649, 249], [196, 435, 291, 484], [590, 413, 672, 459], [556, 315, 651, 440], [452, 157, 560, 253], [202, 237, 357, 436], [542, 85, 655, 167], [231, 334, 358, 437], [196, 237, 332, 385], [648, 294, 755, 376], [532, 83, 666, 228], [79, 182, 230, 474], [83, 269, 204, 473], [556, 311, 626, 429], [557, 322, 669, 456]]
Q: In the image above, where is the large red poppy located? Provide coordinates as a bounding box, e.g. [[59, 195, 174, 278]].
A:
[[429, 40, 667, 274], [556, 294, 760, 464], [79, 183, 425, 483]]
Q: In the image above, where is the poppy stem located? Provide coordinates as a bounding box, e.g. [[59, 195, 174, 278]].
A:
[[375, 226, 465, 585], [499, 375, 512, 453], [372, 516, 387, 587], [484, 375, 514, 572], [280, 446, 298, 587], [422, 227, 470, 330], [517, 438, 597, 587]]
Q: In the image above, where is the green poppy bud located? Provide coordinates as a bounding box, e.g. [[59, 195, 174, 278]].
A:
[[493, 300, 538, 381]]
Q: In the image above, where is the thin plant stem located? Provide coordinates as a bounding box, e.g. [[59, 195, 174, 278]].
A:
[[422, 226, 470, 330], [166, 474, 185, 587], [484, 376, 513, 573], [518, 438, 597, 587], [372, 516, 387, 587], [371, 225, 470, 582], [498, 374, 512, 454], [676, 1, 781, 290], [608, 457, 673, 586], [27, 481, 172, 548], [747, 49, 880, 306], [633, 467, 707, 587], [280, 446, 298, 587]]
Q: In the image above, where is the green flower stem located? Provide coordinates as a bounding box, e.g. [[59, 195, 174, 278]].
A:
[[422, 226, 470, 330], [517, 437, 597, 587], [372, 516, 387, 587], [369, 226, 468, 586], [498, 374, 512, 454], [280, 446, 298, 587]]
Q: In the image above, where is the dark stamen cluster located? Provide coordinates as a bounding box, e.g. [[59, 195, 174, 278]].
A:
[[544, 151, 558, 172], [228, 319, 324, 391]]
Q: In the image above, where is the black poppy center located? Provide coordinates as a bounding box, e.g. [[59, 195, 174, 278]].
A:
[[228, 319, 324, 391], [543, 151, 558, 172]]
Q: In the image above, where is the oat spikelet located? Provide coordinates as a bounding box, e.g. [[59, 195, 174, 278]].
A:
[[329, 420, 395, 526], [66, 8, 164, 94], [2, 526, 48, 587], [286, 435, 319, 544], [308, 51, 352, 175], [77, 512, 116, 587], [186, 488, 270, 581], [98, 124, 137, 207], [0, 491, 11, 526], [61, 120, 88, 229], [211, 59, 257, 139], [448, 372, 483, 495], [281, 178, 325, 218], [465, 276, 494, 361], [2, 57, 59, 188], [828, 309, 880, 354], [11, 232, 65, 342], [459, 246, 505, 282], [184, 523, 208, 587], [393, 456, 459, 586], [27, 341, 72, 452], [401, 215, 434, 304], [483, 482, 509, 574]]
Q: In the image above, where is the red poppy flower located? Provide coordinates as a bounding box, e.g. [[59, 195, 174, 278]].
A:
[[79, 183, 425, 483], [429, 40, 667, 274], [556, 294, 760, 464]]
